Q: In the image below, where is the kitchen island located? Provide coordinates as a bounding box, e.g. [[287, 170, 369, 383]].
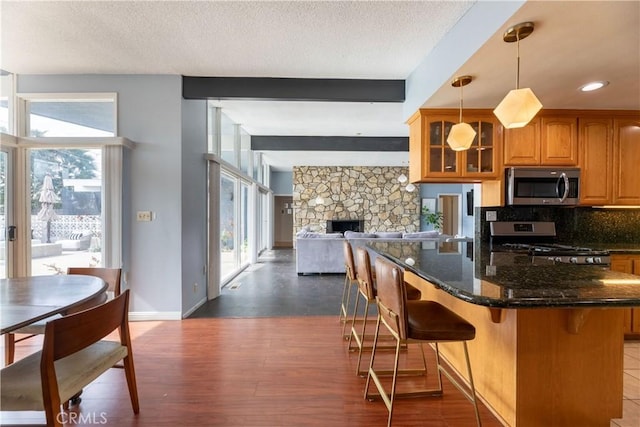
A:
[[367, 240, 640, 427]]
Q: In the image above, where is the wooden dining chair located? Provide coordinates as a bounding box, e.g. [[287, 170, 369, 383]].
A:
[[0, 289, 139, 427], [4, 267, 122, 366]]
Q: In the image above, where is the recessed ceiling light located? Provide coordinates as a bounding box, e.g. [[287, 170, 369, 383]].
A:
[[579, 81, 609, 92]]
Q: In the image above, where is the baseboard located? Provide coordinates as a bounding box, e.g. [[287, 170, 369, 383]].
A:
[[129, 311, 182, 321], [274, 241, 293, 248], [182, 297, 208, 318]]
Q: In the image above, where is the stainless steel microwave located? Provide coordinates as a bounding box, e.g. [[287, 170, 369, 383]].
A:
[[506, 167, 580, 206]]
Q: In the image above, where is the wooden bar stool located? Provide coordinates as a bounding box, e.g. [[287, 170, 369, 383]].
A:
[[339, 240, 359, 338], [364, 257, 481, 427], [348, 247, 422, 376]]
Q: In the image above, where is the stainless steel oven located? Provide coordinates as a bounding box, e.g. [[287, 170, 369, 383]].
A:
[[489, 221, 610, 266], [506, 167, 580, 206]]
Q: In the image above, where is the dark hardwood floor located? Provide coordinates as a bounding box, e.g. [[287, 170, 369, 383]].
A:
[[2, 249, 504, 426]]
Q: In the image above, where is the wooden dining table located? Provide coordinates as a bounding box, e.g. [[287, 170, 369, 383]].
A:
[[0, 275, 108, 335]]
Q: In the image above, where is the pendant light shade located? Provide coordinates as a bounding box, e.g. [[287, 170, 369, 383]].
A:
[[493, 87, 542, 129], [447, 122, 477, 151], [493, 22, 542, 129], [447, 75, 476, 151]]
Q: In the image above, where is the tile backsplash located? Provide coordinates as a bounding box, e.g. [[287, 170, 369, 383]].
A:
[[477, 206, 640, 244]]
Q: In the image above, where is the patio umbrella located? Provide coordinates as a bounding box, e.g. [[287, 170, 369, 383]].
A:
[[37, 174, 59, 243]]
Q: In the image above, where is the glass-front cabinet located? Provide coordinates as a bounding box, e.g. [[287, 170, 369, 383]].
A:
[[409, 109, 502, 182]]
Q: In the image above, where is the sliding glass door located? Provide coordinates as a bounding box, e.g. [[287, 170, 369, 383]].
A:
[[0, 148, 9, 279], [29, 147, 103, 276], [220, 172, 237, 282]]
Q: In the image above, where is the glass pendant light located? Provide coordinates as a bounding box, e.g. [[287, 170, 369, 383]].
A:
[[494, 22, 542, 129], [447, 75, 476, 151]]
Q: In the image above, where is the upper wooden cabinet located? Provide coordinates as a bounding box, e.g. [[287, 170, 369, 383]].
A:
[[503, 114, 578, 166], [579, 117, 613, 205], [579, 113, 640, 205], [408, 109, 502, 183], [613, 118, 640, 204]]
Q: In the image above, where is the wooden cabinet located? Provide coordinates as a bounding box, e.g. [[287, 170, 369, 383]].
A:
[[503, 114, 578, 166], [579, 117, 613, 205], [610, 254, 640, 335], [579, 114, 640, 205], [502, 117, 541, 165], [408, 109, 502, 183], [613, 118, 640, 204]]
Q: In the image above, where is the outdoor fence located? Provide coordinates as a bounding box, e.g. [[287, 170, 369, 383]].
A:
[[0, 215, 101, 243]]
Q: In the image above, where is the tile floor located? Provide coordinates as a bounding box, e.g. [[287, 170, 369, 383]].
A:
[[614, 340, 640, 426]]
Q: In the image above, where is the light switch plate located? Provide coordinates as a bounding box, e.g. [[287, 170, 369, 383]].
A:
[[137, 211, 152, 222], [486, 211, 497, 222]]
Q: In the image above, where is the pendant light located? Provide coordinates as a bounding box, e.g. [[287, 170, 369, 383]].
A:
[[494, 21, 542, 129], [447, 75, 476, 151]]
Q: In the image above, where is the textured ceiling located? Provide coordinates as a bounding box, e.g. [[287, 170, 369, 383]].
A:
[[0, 1, 473, 78], [2, 1, 639, 171]]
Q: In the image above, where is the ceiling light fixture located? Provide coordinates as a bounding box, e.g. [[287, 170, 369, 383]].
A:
[[493, 22, 543, 129], [580, 81, 609, 92], [398, 173, 408, 184], [447, 75, 476, 151], [405, 183, 416, 192]]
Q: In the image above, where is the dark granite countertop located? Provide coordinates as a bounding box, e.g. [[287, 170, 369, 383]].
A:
[[577, 243, 640, 254], [367, 240, 640, 309]]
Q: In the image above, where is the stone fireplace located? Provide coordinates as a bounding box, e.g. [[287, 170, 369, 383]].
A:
[[292, 166, 420, 235]]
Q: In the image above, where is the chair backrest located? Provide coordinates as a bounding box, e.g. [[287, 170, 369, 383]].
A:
[[343, 240, 356, 281], [41, 289, 130, 363], [67, 267, 122, 296], [374, 257, 408, 340], [39, 290, 132, 420], [355, 247, 375, 300]]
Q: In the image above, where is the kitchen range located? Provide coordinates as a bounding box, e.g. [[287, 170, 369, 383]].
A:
[[489, 220, 610, 266], [367, 235, 640, 427]]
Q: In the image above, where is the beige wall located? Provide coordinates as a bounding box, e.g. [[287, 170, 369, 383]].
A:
[[292, 166, 420, 235]]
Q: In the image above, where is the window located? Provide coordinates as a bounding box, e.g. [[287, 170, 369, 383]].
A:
[[240, 128, 251, 176], [30, 148, 103, 275], [0, 72, 13, 135], [220, 113, 235, 166], [6, 93, 125, 277], [19, 93, 116, 137]]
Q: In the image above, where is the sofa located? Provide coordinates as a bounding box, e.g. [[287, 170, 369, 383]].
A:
[[295, 229, 441, 275], [56, 230, 93, 251]]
